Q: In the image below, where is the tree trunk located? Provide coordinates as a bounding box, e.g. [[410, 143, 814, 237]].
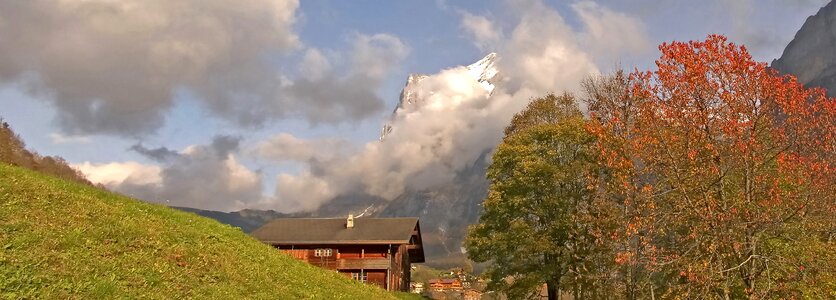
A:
[[626, 265, 636, 300], [547, 280, 559, 300], [650, 283, 655, 300], [573, 284, 579, 300], [572, 270, 579, 299]]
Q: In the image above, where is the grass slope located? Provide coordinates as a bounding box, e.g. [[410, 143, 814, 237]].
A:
[[0, 163, 415, 299]]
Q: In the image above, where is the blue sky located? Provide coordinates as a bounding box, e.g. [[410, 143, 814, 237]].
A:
[[0, 0, 828, 212]]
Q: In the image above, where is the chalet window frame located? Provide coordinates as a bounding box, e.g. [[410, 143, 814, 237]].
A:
[[314, 248, 333, 257], [351, 271, 368, 283]]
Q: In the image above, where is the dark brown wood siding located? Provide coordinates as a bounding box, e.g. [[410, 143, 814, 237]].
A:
[[273, 243, 413, 292], [367, 271, 386, 287], [387, 244, 411, 292]]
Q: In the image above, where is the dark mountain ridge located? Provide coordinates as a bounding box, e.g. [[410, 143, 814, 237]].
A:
[[772, 1, 836, 96]]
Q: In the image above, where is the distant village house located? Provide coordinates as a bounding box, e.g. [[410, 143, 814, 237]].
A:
[[463, 289, 483, 300], [251, 215, 425, 292], [410, 282, 424, 294], [428, 278, 463, 292]]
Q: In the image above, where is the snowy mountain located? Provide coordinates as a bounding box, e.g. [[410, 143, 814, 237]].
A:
[[465, 52, 499, 95], [374, 53, 499, 266], [380, 52, 499, 141], [180, 53, 502, 268]]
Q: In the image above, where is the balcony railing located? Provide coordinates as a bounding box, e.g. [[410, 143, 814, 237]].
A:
[[308, 258, 390, 270]]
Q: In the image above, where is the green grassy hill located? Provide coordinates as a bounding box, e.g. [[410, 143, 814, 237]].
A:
[[0, 163, 419, 299]]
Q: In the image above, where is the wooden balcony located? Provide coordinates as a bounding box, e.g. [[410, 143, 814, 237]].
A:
[[308, 258, 390, 270]]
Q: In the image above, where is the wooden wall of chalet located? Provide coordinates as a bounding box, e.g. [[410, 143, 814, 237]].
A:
[[368, 271, 386, 287], [275, 244, 411, 292], [388, 244, 411, 292]]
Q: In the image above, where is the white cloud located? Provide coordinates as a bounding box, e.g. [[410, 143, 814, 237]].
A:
[[71, 0, 653, 213], [460, 12, 502, 51], [146, 138, 263, 211], [0, 0, 301, 135], [572, 1, 652, 65], [499, 0, 599, 93], [252, 59, 517, 210], [225, 156, 261, 194], [250, 0, 651, 212], [281, 33, 409, 124], [350, 33, 410, 80], [253, 133, 353, 163], [0, 0, 411, 136], [272, 172, 336, 212], [298, 48, 332, 81], [80, 136, 263, 212], [73, 161, 162, 186]]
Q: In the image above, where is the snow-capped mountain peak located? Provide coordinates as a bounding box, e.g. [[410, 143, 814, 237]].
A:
[[380, 53, 499, 141], [465, 52, 498, 95]]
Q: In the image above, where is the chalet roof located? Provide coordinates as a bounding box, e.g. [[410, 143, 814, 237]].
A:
[[251, 217, 421, 245]]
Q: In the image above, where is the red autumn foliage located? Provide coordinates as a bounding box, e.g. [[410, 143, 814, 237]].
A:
[[588, 35, 835, 299]]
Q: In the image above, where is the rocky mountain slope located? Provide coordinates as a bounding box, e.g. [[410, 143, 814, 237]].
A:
[[772, 1, 836, 96], [378, 151, 490, 267], [375, 53, 498, 266], [319, 53, 500, 267]]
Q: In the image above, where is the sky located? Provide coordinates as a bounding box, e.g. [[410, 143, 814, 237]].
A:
[[0, 0, 828, 212]]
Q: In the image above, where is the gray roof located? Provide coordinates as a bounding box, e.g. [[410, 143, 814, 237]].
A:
[[251, 217, 421, 245]]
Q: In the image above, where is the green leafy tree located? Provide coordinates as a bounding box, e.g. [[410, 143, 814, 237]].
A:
[[465, 94, 601, 300]]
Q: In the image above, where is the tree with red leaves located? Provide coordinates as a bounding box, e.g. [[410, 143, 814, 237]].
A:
[[588, 35, 836, 299]]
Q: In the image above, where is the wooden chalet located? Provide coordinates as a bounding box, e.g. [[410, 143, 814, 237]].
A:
[[251, 215, 424, 292], [428, 278, 463, 292]]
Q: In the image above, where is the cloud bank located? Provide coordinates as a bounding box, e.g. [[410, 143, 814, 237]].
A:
[[247, 0, 650, 211], [75, 135, 261, 212], [460, 12, 502, 51], [0, 0, 406, 136], [73, 0, 650, 212]]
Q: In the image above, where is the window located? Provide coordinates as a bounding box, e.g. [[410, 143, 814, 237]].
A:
[[351, 271, 367, 282], [314, 248, 332, 257]]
